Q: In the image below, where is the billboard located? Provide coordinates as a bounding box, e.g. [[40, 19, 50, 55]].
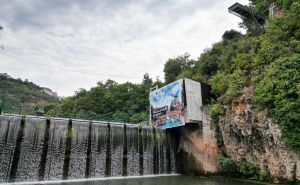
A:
[[149, 79, 185, 129]]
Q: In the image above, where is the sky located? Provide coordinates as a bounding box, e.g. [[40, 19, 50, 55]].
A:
[[0, 0, 248, 97]]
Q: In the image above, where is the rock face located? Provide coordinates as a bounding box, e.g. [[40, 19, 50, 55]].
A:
[[218, 88, 300, 182], [173, 87, 300, 182]]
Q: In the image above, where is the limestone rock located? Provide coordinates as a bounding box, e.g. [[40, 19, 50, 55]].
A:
[[218, 87, 300, 182]]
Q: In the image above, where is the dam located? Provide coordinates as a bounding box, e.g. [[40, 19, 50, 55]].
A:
[[0, 78, 226, 184], [0, 115, 176, 182]]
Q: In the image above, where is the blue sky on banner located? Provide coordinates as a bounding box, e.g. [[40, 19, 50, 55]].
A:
[[150, 79, 183, 108]]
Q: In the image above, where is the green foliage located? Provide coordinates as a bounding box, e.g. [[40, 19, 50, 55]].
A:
[[208, 102, 222, 121], [209, 70, 245, 104], [129, 112, 148, 123], [219, 156, 260, 178], [45, 74, 157, 123], [163, 53, 194, 83], [250, 0, 294, 13], [218, 155, 238, 174], [252, 2, 300, 151], [254, 55, 300, 150], [238, 161, 259, 178], [259, 170, 269, 182], [0, 73, 59, 114], [112, 111, 130, 122], [222, 29, 242, 41]]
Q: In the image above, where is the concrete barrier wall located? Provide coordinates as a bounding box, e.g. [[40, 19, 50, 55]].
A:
[[171, 107, 220, 175]]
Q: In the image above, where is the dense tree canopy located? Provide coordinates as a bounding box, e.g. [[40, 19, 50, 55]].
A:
[[45, 74, 162, 123], [163, 53, 194, 84]]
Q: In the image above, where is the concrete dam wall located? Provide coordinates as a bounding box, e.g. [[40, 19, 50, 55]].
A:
[[0, 115, 176, 182]]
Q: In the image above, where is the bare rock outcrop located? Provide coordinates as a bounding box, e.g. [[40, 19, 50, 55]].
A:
[[218, 87, 300, 182]]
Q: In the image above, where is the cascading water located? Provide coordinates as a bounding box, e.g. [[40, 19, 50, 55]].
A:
[[0, 115, 176, 183]]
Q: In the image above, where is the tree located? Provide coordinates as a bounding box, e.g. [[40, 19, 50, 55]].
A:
[[222, 30, 242, 41], [105, 79, 117, 89], [142, 73, 153, 87], [163, 53, 190, 83]]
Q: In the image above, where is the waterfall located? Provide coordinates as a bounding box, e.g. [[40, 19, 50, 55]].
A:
[[0, 115, 176, 183]]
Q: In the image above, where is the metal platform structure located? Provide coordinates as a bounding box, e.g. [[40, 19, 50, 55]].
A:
[[228, 2, 265, 29]]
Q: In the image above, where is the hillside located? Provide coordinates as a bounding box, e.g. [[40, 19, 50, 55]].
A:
[[0, 73, 59, 114]]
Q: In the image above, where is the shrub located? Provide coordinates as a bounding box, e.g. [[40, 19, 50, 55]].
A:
[[259, 170, 269, 182], [254, 55, 300, 151], [238, 160, 259, 178], [208, 102, 222, 121], [218, 155, 238, 174]]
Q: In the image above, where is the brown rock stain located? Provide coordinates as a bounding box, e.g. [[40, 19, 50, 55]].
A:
[[178, 108, 220, 174]]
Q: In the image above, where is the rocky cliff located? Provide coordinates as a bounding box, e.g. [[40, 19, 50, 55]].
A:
[[174, 87, 300, 183], [218, 88, 300, 182]]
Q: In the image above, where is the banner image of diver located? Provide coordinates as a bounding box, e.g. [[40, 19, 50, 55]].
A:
[[149, 79, 185, 129]]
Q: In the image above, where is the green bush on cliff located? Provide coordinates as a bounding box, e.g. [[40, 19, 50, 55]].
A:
[[259, 170, 269, 182], [254, 55, 300, 150], [219, 156, 261, 179], [218, 155, 238, 174], [208, 102, 222, 121], [238, 160, 259, 179]]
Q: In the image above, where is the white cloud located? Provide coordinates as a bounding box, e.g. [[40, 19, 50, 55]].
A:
[[0, 0, 248, 96]]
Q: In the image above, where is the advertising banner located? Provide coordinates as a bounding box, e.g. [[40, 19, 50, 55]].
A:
[[149, 79, 185, 129]]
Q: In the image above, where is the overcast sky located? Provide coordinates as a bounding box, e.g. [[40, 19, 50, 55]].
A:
[[0, 0, 248, 96]]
